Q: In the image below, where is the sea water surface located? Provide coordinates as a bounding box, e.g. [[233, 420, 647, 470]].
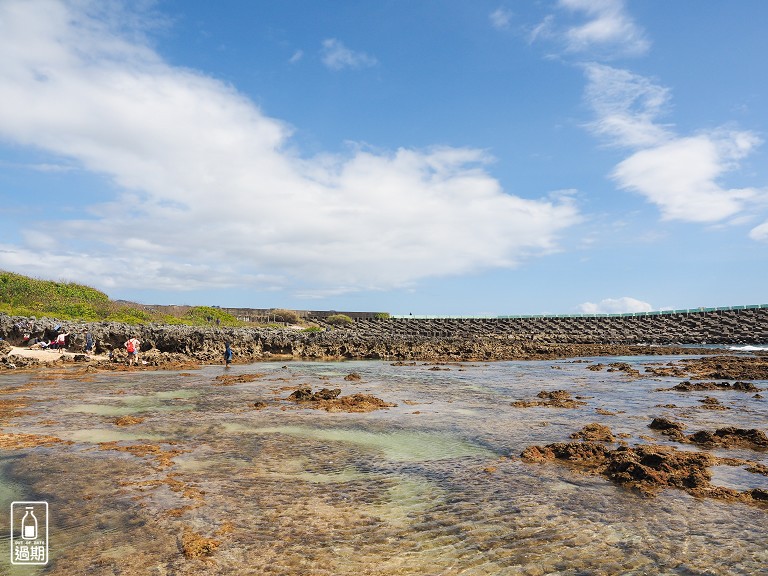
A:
[[0, 357, 766, 575]]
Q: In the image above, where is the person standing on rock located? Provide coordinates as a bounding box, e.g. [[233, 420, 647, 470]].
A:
[[84, 331, 94, 354], [224, 341, 233, 366], [125, 336, 140, 366], [54, 332, 68, 351]]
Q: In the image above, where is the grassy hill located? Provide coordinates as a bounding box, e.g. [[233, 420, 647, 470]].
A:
[[0, 271, 243, 326]]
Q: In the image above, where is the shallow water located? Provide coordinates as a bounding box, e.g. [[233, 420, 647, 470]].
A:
[[0, 357, 766, 574]]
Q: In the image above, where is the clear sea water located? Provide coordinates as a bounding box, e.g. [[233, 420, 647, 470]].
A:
[[0, 357, 766, 575]]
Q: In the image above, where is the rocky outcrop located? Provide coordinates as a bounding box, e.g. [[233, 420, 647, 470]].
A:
[[648, 355, 768, 380], [0, 312, 763, 364], [659, 380, 762, 392], [687, 427, 768, 450], [522, 440, 768, 507], [285, 387, 395, 412], [648, 419, 768, 450]]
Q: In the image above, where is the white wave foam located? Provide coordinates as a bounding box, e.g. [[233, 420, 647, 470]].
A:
[[729, 345, 768, 351]]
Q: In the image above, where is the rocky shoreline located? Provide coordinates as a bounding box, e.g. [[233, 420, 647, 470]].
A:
[[1, 313, 749, 370]]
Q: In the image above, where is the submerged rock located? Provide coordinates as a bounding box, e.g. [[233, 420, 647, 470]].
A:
[[698, 396, 729, 410], [213, 373, 265, 386], [606, 362, 641, 377], [316, 394, 397, 413], [512, 390, 587, 409], [181, 529, 220, 559], [113, 416, 144, 426]]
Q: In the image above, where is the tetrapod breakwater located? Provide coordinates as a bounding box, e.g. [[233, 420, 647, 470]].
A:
[[318, 306, 768, 346]]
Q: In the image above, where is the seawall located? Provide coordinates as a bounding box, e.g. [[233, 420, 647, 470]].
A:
[[328, 306, 768, 345]]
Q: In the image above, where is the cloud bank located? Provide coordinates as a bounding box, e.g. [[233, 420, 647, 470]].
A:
[[584, 63, 765, 224], [579, 297, 652, 314], [0, 0, 579, 295]]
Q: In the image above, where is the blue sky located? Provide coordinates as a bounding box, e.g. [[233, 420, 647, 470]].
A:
[[0, 0, 767, 316]]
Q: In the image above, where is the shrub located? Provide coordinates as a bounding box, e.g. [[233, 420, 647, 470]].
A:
[[182, 306, 242, 327], [107, 307, 153, 324], [326, 314, 354, 326], [373, 312, 391, 319], [48, 302, 100, 321], [271, 309, 301, 324]]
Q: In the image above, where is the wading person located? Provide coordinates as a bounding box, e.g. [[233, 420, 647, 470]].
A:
[[224, 341, 233, 366], [125, 336, 140, 366]]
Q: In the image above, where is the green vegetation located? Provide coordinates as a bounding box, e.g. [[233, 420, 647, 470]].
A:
[[0, 271, 243, 326], [0, 270, 386, 328], [374, 312, 391, 319], [326, 313, 354, 326], [0, 271, 109, 320], [180, 306, 241, 326], [270, 309, 301, 324]]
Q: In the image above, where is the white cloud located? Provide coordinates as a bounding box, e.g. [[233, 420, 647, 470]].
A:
[[559, 0, 649, 57], [0, 0, 580, 295], [612, 134, 760, 222], [289, 49, 303, 64], [321, 38, 377, 71], [584, 64, 765, 224], [750, 221, 768, 242], [528, 16, 554, 45], [579, 297, 653, 314], [583, 63, 671, 148], [490, 8, 513, 30]]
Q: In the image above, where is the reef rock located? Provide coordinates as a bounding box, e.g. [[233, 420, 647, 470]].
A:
[[687, 427, 768, 450], [512, 390, 587, 409], [570, 423, 616, 443]]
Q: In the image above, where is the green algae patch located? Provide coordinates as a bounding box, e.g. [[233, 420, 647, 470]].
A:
[[224, 423, 494, 462], [62, 390, 198, 417], [60, 428, 163, 443]]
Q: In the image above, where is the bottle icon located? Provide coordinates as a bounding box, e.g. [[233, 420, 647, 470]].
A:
[[21, 507, 37, 540]]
